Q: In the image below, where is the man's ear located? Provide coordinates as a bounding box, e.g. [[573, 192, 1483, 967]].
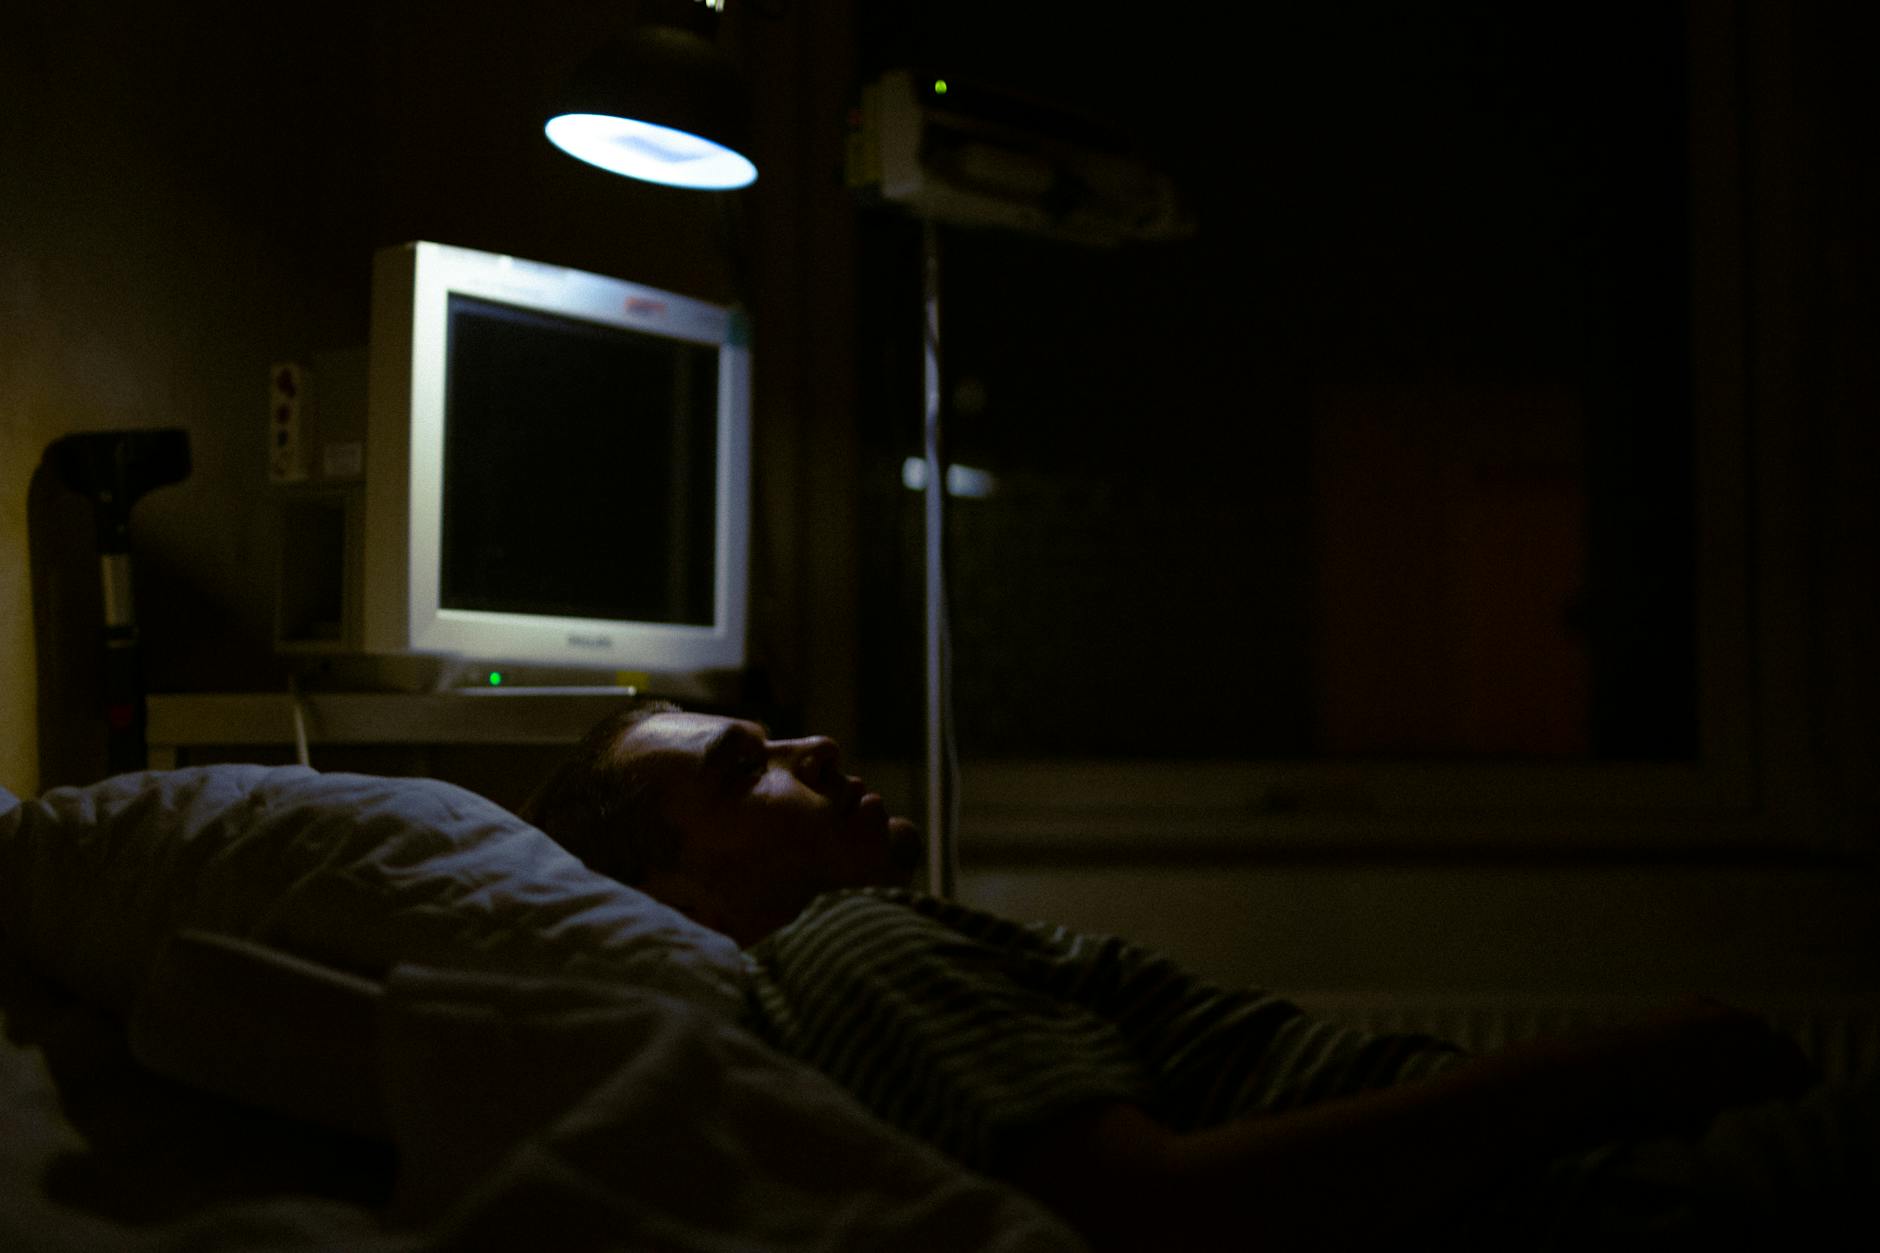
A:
[[636, 867, 730, 934]]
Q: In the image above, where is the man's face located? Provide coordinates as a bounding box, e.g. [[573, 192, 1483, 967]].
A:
[[613, 712, 923, 945]]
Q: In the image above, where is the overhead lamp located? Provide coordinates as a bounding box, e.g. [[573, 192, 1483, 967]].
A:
[[545, 24, 757, 190]]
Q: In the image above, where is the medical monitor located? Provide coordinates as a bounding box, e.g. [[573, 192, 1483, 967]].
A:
[[362, 241, 751, 685]]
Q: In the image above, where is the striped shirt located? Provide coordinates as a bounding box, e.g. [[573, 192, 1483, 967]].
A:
[[743, 888, 1465, 1173]]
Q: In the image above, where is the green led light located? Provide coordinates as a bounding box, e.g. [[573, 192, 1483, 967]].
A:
[[488, 671, 504, 687], [933, 79, 948, 95]]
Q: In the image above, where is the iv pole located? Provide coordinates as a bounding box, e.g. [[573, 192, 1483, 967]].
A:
[[858, 71, 1185, 901], [921, 219, 956, 899]]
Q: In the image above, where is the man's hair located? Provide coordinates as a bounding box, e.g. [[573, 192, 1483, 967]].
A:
[[516, 699, 684, 885]]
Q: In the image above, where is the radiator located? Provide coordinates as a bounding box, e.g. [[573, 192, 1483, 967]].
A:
[[1295, 992, 1880, 1084]]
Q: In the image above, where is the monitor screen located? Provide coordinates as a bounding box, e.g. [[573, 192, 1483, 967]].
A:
[[439, 295, 719, 626]]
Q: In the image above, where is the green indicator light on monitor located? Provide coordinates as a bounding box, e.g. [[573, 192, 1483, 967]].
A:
[[934, 79, 948, 95], [488, 671, 504, 687]]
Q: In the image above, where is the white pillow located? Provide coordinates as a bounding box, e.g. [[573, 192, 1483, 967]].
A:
[[0, 766, 746, 1018]]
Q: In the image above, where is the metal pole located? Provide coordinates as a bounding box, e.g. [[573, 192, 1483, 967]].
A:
[[921, 220, 955, 898]]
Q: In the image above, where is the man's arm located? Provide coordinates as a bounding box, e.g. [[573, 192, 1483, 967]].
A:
[[1008, 1001, 1816, 1251]]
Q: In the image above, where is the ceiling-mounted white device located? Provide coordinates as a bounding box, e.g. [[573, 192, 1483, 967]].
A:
[[849, 69, 1193, 246]]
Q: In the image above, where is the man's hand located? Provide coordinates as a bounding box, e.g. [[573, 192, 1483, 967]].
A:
[[1006, 1001, 1822, 1251], [1552, 1000, 1819, 1137]]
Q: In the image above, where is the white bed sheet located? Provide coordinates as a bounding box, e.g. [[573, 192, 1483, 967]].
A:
[[380, 966, 1086, 1251], [1, 769, 1088, 1251]]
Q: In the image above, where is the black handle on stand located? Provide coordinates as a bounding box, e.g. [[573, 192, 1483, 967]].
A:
[[44, 429, 192, 777]]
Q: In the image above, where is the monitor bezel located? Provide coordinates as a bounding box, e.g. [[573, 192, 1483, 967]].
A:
[[363, 240, 751, 676]]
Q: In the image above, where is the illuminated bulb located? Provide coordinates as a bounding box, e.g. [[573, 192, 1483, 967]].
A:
[[545, 113, 757, 190]]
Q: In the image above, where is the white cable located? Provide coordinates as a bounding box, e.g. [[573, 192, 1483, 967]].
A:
[[287, 673, 312, 769]]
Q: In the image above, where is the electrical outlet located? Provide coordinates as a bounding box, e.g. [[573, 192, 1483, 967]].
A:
[[269, 361, 307, 483]]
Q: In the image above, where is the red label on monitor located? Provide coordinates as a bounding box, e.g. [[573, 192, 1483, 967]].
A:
[[625, 297, 666, 318]]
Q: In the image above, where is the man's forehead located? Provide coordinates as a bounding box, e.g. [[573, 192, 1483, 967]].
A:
[[616, 712, 764, 762]]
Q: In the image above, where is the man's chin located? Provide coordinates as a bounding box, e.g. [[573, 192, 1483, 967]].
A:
[[884, 816, 925, 886]]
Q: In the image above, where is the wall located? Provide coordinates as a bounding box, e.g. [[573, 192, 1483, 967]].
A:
[[4, 7, 376, 795]]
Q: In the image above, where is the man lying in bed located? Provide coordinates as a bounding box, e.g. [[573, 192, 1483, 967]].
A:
[[518, 701, 1873, 1250]]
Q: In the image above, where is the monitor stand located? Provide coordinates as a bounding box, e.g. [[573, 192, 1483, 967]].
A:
[[279, 652, 734, 703]]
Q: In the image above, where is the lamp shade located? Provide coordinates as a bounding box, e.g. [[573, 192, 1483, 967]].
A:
[[545, 26, 757, 190]]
